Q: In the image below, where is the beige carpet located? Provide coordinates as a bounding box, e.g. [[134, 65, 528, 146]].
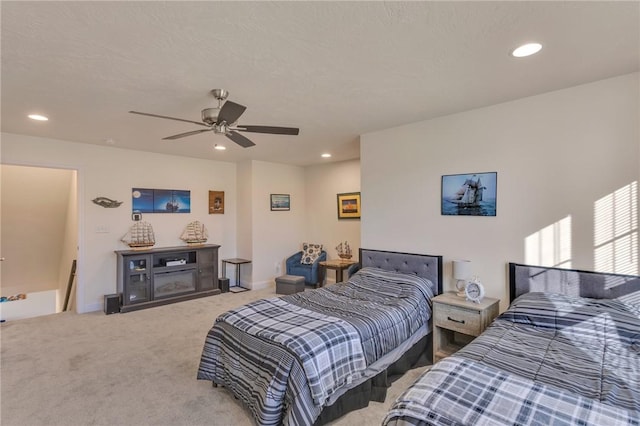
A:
[[1, 286, 428, 426]]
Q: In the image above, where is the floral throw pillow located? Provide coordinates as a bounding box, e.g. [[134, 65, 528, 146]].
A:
[[301, 242, 323, 265]]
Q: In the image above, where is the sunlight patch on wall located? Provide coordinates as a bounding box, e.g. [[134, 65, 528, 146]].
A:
[[594, 181, 638, 275], [525, 216, 572, 268]]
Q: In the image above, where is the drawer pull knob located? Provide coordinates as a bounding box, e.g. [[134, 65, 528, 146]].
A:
[[447, 316, 465, 324]]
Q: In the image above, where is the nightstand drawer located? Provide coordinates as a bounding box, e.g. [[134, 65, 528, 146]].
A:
[[434, 304, 482, 336]]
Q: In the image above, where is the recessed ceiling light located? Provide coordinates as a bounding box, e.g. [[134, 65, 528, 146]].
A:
[[321, 153, 331, 158], [28, 114, 48, 121], [511, 42, 542, 58], [214, 144, 226, 151]]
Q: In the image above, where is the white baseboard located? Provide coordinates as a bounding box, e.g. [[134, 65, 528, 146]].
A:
[[250, 280, 275, 290], [80, 302, 102, 314]]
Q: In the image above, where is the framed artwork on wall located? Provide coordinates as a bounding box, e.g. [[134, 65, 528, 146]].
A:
[[132, 188, 191, 213], [209, 190, 224, 214], [441, 172, 497, 216], [337, 192, 361, 219], [270, 194, 290, 211]]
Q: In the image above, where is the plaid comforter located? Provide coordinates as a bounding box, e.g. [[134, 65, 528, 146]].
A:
[[197, 267, 435, 425], [384, 292, 640, 425], [214, 297, 366, 406]]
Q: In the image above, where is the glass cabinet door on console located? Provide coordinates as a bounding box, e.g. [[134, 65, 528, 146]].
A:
[[197, 247, 216, 291], [124, 255, 151, 304]]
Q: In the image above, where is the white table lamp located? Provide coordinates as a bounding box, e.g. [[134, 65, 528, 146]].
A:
[[453, 260, 471, 297]]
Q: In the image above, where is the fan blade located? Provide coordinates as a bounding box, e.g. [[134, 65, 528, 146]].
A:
[[129, 111, 208, 127], [163, 129, 212, 140], [217, 101, 246, 125], [235, 125, 299, 135], [226, 130, 255, 148]]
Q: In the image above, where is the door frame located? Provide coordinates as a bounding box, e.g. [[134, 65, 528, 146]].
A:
[[1, 160, 85, 313]]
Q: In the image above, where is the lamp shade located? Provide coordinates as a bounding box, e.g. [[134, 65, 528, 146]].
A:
[[452, 260, 471, 280]]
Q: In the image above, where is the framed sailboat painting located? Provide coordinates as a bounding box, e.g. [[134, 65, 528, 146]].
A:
[[441, 172, 497, 216]]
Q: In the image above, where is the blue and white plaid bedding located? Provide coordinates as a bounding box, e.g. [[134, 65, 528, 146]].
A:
[[197, 267, 436, 425], [216, 297, 366, 406], [384, 292, 640, 425], [384, 357, 638, 426]]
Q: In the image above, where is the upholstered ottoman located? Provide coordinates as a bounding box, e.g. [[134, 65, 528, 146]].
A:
[[275, 274, 305, 295]]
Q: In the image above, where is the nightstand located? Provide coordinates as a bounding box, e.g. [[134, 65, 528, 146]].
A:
[[432, 292, 499, 363]]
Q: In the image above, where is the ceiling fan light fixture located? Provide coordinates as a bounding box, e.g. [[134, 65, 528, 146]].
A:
[[511, 42, 542, 58], [214, 144, 226, 151], [28, 114, 48, 121]]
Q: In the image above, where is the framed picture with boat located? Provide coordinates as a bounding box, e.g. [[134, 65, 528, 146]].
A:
[[132, 188, 191, 213], [270, 194, 290, 211], [441, 172, 497, 216], [337, 192, 361, 219]]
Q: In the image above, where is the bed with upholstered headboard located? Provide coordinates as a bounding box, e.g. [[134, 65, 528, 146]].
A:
[[359, 248, 442, 291], [509, 261, 640, 304], [384, 262, 640, 425], [198, 248, 443, 426]]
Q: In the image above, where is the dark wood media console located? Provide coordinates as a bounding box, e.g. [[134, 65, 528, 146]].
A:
[[115, 244, 220, 313]]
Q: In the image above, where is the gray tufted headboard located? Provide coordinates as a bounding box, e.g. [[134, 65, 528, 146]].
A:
[[509, 262, 640, 305], [359, 248, 443, 294]]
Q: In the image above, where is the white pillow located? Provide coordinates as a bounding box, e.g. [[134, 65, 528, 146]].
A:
[[301, 242, 323, 265]]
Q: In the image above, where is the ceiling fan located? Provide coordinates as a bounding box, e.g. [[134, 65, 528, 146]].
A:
[[129, 89, 299, 148]]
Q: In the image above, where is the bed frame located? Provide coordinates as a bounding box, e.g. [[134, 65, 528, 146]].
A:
[[509, 262, 640, 304]]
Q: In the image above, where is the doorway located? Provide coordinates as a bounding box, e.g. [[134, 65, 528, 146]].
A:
[[0, 164, 78, 321]]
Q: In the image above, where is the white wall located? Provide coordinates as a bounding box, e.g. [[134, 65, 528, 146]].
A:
[[236, 160, 253, 267], [361, 73, 639, 311], [1, 133, 237, 313], [305, 160, 361, 263], [0, 290, 57, 321], [56, 170, 78, 311], [1, 165, 74, 296], [234, 159, 361, 287], [4, 75, 636, 315], [250, 161, 306, 288], [1, 132, 362, 312]]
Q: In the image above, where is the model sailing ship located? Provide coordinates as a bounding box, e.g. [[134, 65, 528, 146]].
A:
[[166, 199, 180, 212], [336, 241, 352, 259], [121, 221, 155, 249], [180, 220, 208, 245], [449, 175, 486, 208]]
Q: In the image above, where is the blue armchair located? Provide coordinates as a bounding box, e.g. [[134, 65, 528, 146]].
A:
[[286, 250, 327, 287]]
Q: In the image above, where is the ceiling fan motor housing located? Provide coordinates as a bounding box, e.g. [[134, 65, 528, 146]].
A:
[[201, 108, 219, 125]]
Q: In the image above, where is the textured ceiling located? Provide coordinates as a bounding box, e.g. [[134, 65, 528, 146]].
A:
[[2, 1, 638, 166]]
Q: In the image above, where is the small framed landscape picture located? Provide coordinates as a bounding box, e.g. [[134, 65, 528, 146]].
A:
[[209, 190, 224, 214], [441, 172, 497, 216], [270, 194, 290, 211], [337, 192, 361, 219]]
